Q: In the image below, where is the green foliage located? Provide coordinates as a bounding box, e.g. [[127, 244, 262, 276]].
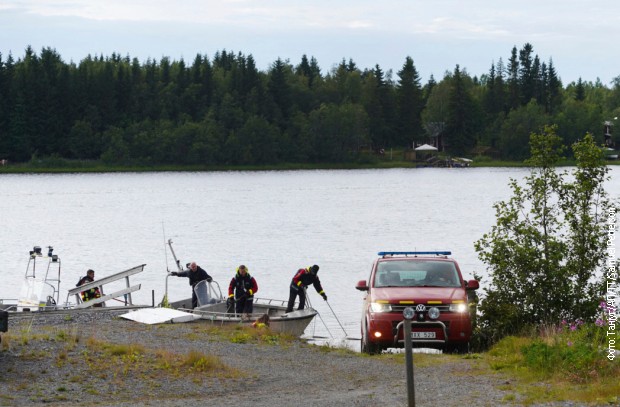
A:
[[497, 319, 618, 383], [497, 100, 549, 160], [475, 126, 612, 344], [0, 44, 618, 166], [485, 317, 620, 404]]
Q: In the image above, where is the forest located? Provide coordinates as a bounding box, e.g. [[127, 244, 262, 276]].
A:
[[0, 43, 619, 166]]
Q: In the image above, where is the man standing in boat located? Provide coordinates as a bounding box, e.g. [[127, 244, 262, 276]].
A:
[[227, 265, 258, 316], [170, 262, 212, 309], [76, 269, 102, 306], [286, 265, 327, 313]]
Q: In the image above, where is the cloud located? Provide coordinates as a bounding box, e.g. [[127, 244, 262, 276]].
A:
[[1, 0, 619, 84]]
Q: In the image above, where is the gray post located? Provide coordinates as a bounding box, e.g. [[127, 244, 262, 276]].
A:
[[403, 310, 416, 406]]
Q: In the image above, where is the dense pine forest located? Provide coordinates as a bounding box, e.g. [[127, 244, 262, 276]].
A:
[[0, 43, 619, 166]]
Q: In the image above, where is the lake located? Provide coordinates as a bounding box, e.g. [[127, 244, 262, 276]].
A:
[[1, 167, 618, 341]]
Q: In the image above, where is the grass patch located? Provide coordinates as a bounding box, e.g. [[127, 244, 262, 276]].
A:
[[484, 323, 620, 405], [182, 350, 227, 373], [183, 323, 296, 347], [5, 326, 245, 385], [83, 337, 237, 378]]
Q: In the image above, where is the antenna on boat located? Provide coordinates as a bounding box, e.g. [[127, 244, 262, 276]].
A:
[[162, 221, 170, 272]]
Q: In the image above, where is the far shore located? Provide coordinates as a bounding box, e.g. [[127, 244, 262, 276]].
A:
[[2, 157, 616, 174]]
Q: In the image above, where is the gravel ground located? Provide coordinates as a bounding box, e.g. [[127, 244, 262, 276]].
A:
[[0, 310, 588, 407]]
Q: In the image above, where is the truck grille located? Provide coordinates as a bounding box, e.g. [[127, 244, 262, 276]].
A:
[[391, 304, 451, 313]]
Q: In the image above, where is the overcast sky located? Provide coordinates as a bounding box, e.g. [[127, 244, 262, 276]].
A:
[[1, 0, 618, 86]]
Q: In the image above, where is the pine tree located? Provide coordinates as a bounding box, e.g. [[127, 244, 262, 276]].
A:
[[546, 58, 562, 114], [396, 57, 423, 146], [518, 43, 535, 104], [267, 58, 293, 124], [574, 77, 586, 101], [507, 46, 520, 110], [444, 65, 481, 154]]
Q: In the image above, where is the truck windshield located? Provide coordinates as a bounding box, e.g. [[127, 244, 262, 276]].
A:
[[374, 260, 460, 288]]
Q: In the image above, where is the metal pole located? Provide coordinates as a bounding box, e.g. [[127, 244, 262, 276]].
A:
[[404, 319, 415, 407], [325, 301, 348, 336], [304, 288, 334, 338]]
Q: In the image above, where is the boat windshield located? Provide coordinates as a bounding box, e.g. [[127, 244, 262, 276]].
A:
[[374, 260, 460, 288]]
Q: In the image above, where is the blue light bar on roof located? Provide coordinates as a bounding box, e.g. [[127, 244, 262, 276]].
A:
[[378, 251, 452, 256]]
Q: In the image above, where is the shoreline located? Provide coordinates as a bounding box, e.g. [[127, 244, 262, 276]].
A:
[[2, 159, 612, 175]]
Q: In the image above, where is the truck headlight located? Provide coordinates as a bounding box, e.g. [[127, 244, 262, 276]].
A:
[[449, 303, 468, 313], [370, 303, 392, 312], [428, 306, 440, 320]]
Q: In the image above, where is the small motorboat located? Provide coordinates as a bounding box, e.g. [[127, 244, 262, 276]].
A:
[[159, 239, 317, 337], [168, 292, 318, 337]]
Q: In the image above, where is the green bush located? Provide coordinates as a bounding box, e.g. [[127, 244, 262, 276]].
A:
[[519, 321, 617, 383]]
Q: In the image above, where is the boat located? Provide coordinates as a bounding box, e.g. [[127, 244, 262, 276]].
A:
[[157, 239, 318, 337], [168, 293, 318, 337]]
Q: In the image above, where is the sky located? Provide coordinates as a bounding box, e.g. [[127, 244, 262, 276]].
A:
[[1, 0, 619, 86]]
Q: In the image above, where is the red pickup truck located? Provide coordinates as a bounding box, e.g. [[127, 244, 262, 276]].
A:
[[355, 251, 479, 354]]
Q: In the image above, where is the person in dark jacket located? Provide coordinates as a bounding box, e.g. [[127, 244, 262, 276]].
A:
[[171, 262, 212, 308], [227, 265, 258, 315], [286, 265, 326, 313], [76, 269, 102, 306]]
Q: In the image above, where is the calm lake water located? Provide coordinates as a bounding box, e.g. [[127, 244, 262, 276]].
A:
[[1, 167, 618, 340]]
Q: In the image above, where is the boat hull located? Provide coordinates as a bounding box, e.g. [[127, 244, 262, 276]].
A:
[[169, 297, 317, 337]]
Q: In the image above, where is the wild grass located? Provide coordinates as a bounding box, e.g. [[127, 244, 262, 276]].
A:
[[364, 316, 618, 405], [485, 320, 620, 405], [3, 325, 244, 385], [182, 323, 296, 347], [80, 336, 243, 379], [2, 326, 80, 352]]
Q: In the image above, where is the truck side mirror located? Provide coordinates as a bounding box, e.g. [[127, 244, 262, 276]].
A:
[[466, 280, 479, 290], [355, 280, 369, 291]]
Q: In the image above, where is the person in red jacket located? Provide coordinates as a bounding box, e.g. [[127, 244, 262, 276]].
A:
[[227, 265, 258, 315], [286, 265, 327, 313]]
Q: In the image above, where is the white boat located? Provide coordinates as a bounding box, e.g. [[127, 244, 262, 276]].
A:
[[168, 294, 318, 337], [161, 239, 317, 337]]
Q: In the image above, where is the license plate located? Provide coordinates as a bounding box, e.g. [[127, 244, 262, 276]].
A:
[[412, 332, 436, 339]]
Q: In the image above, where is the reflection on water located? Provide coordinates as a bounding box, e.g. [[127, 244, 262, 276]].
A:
[[1, 167, 619, 344]]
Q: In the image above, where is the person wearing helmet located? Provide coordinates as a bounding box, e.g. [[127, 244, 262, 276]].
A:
[[170, 262, 213, 309], [226, 265, 258, 315], [285, 264, 327, 313]]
